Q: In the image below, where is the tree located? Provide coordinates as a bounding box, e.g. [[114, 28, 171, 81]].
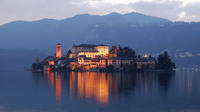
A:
[[66, 50, 72, 58], [157, 51, 175, 70], [117, 46, 136, 58], [34, 57, 40, 63], [111, 46, 117, 52], [32, 62, 43, 70]]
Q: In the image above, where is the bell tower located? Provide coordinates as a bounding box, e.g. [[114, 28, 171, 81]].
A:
[[56, 43, 62, 58]]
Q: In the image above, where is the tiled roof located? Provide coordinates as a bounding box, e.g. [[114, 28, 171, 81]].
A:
[[73, 44, 107, 47]]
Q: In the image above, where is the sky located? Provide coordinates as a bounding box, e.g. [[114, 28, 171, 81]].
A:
[[0, 0, 200, 25]]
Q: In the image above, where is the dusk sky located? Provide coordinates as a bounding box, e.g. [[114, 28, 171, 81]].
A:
[[0, 0, 200, 25]]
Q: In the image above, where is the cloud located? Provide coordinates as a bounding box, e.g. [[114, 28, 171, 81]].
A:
[[0, 0, 200, 25], [128, 1, 182, 20], [178, 12, 186, 19], [125, 0, 200, 22], [178, 2, 200, 21]]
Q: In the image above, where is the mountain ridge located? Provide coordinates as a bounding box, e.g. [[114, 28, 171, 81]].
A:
[[0, 12, 170, 27], [0, 12, 200, 68], [0, 12, 199, 54]]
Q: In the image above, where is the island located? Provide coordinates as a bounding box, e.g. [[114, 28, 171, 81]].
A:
[[32, 43, 175, 72]]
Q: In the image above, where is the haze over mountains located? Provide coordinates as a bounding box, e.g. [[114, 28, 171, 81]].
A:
[[0, 12, 200, 68], [0, 12, 171, 50]]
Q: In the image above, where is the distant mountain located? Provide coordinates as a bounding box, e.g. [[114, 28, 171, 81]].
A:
[[0, 12, 200, 68], [0, 48, 47, 70], [0, 12, 169, 50]]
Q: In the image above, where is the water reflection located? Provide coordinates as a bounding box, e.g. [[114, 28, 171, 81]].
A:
[[32, 71, 175, 105], [71, 72, 109, 104], [55, 74, 61, 104], [157, 72, 175, 95], [176, 71, 195, 95]]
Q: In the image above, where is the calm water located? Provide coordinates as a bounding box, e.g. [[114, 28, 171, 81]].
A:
[[0, 69, 200, 112]]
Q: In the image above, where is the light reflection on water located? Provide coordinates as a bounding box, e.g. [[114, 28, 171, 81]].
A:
[[32, 71, 176, 106], [1, 70, 200, 112], [70, 72, 109, 105]]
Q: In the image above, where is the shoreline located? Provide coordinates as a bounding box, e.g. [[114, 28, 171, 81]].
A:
[[30, 69, 175, 73]]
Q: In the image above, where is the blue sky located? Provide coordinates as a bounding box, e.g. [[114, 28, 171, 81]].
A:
[[0, 0, 200, 25]]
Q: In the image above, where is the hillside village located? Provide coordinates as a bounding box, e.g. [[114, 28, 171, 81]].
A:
[[32, 43, 175, 72]]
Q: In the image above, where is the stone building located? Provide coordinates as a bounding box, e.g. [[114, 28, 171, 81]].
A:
[[69, 44, 109, 59]]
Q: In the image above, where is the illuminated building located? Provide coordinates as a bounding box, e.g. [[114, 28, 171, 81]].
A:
[[121, 58, 135, 65], [48, 61, 55, 65], [67, 44, 109, 71], [108, 57, 121, 68], [77, 55, 106, 70], [134, 58, 156, 69], [35, 43, 157, 72], [69, 61, 79, 71], [78, 55, 91, 65], [56, 43, 62, 58], [90, 58, 106, 68], [69, 44, 109, 59]]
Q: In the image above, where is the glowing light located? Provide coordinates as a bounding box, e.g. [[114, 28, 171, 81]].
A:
[[47, 71, 54, 88], [56, 43, 62, 58], [55, 75, 62, 104], [48, 61, 55, 65], [70, 72, 110, 105]]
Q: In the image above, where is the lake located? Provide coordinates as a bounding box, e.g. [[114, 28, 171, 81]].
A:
[[0, 69, 200, 112]]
